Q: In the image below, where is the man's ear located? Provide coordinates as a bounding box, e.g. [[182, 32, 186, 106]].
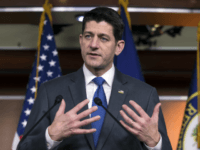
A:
[[115, 40, 125, 56], [79, 34, 83, 45]]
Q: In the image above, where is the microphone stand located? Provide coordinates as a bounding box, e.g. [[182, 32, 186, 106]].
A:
[[94, 97, 143, 150], [17, 95, 63, 150]]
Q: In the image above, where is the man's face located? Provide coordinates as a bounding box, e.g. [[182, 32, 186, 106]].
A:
[[79, 21, 124, 74]]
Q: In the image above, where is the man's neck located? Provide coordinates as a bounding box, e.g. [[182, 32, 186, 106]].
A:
[[85, 65, 112, 77]]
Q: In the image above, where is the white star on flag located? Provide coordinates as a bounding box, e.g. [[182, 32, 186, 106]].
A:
[[21, 120, 27, 128], [24, 108, 31, 116], [44, 20, 47, 25], [27, 97, 35, 105], [43, 44, 50, 50], [34, 76, 41, 82], [40, 54, 47, 61], [47, 70, 53, 77], [38, 65, 44, 72], [52, 49, 58, 56], [30, 86, 37, 93], [47, 34, 53, 41], [49, 60, 56, 67]]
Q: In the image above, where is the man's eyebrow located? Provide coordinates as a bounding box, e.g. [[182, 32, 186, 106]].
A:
[[83, 31, 93, 34], [99, 33, 109, 36], [98, 34, 110, 38], [83, 32, 110, 38]]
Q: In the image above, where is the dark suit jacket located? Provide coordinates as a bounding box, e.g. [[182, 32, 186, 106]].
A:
[[18, 67, 172, 150]]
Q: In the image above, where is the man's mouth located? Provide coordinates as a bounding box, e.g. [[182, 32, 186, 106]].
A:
[[88, 53, 100, 56]]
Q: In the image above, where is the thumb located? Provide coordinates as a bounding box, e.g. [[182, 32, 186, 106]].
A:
[[152, 103, 161, 122], [55, 99, 66, 117]]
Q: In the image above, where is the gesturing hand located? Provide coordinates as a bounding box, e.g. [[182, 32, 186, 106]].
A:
[[120, 100, 161, 147], [48, 99, 100, 141]]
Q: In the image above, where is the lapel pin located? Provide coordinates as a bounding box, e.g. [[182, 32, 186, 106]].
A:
[[118, 90, 124, 94]]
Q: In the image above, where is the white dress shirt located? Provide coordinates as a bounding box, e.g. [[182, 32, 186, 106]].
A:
[[84, 63, 114, 109], [45, 63, 162, 150]]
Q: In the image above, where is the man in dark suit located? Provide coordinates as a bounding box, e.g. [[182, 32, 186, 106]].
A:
[[18, 7, 172, 150]]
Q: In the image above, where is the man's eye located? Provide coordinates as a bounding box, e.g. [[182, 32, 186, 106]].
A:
[[85, 35, 91, 39], [101, 37, 108, 42]]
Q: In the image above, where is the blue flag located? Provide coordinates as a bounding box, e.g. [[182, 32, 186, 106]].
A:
[[177, 63, 198, 149], [114, 6, 144, 81], [12, 8, 62, 150]]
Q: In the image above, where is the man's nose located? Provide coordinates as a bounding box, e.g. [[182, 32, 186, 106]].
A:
[[89, 36, 99, 49]]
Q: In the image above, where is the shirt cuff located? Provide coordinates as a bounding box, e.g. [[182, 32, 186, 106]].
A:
[[45, 127, 62, 150], [144, 134, 162, 150]]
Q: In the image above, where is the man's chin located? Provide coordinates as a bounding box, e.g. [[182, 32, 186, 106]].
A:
[[85, 63, 103, 70]]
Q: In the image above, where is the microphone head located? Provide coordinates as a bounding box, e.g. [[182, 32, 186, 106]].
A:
[[55, 95, 63, 104], [94, 97, 102, 106]]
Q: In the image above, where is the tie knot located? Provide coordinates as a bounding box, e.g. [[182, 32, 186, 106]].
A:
[[93, 77, 105, 86]]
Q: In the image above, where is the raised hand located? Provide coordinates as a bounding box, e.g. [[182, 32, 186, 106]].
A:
[[120, 100, 161, 147], [48, 99, 100, 141]]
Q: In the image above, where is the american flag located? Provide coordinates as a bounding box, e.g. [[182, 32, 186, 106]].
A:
[[12, 11, 62, 149]]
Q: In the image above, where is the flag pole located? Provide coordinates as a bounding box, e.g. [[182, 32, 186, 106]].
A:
[[197, 21, 200, 148]]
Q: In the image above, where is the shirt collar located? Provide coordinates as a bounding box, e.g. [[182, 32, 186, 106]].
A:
[[83, 63, 115, 87]]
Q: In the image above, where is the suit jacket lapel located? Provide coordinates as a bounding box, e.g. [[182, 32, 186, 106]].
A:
[[96, 69, 128, 150], [68, 68, 95, 150], [68, 68, 87, 107]]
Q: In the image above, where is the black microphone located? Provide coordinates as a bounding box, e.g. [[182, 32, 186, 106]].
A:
[[17, 95, 63, 150], [94, 97, 143, 149], [94, 97, 129, 134], [54, 95, 63, 104]]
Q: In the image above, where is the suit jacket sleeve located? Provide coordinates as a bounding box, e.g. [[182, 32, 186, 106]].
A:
[[146, 87, 172, 150]]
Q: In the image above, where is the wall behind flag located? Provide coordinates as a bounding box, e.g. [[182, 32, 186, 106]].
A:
[[0, 100, 24, 150]]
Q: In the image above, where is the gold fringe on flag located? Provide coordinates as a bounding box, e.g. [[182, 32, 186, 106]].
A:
[[35, 0, 53, 98], [118, 0, 131, 29]]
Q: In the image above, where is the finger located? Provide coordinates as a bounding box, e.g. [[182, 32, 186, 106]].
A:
[[66, 115, 100, 132], [55, 99, 66, 117], [70, 99, 90, 114], [77, 106, 98, 120], [69, 128, 97, 135], [78, 115, 101, 127], [122, 104, 142, 123], [120, 120, 137, 135], [129, 100, 149, 119], [120, 110, 140, 130], [151, 103, 161, 122]]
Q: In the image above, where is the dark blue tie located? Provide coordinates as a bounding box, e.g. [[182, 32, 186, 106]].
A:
[[91, 77, 107, 147]]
